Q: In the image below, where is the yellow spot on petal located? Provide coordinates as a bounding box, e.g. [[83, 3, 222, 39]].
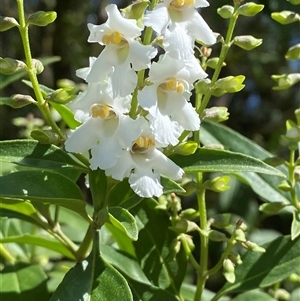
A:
[[102, 31, 123, 45], [132, 136, 155, 153], [90, 104, 115, 119], [170, 0, 195, 8], [164, 79, 185, 94]]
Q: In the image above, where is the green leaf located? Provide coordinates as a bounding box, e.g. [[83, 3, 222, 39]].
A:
[[108, 207, 138, 241], [0, 263, 50, 301], [101, 244, 151, 285], [200, 121, 298, 205], [171, 148, 284, 176], [0, 139, 87, 171], [161, 176, 186, 194], [214, 235, 300, 298], [132, 198, 187, 295], [0, 170, 91, 222], [0, 56, 60, 90], [0, 234, 75, 259], [291, 211, 300, 240], [231, 290, 277, 301], [50, 246, 133, 301]]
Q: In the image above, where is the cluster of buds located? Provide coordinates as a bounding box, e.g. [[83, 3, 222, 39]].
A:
[[65, 1, 216, 197]]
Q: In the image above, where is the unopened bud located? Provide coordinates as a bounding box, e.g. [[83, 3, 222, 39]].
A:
[[206, 176, 231, 192], [179, 181, 197, 197], [168, 238, 181, 260], [209, 230, 227, 242], [174, 141, 198, 156], [203, 107, 229, 123], [213, 75, 245, 95], [28, 11, 57, 27], [217, 5, 234, 19], [272, 289, 290, 301], [233, 35, 262, 51], [201, 46, 212, 57], [206, 57, 226, 70], [228, 251, 243, 265], [32, 59, 44, 74], [271, 11, 300, 25], [1, 94, 35, 108], [121, 1, 148, 26], [46, 88, 76, 104], [179, 208, 199, 220], [288, 273, 300, 283], [181, 234, 195, 251], [0, 16, 19, 31], [278, 180, 292, 192], [236, 220, 247, 232], [170, 219, 199, 233], [295, 108, 300, 127], [31, 129, 61, 145], [284, 119, 300, 142], [234, 228, 246, 242], [285, 44, 300, 60], [272, 73, 300, 90], [237, 3, 264, 17], [223, 259, 235, 283], [242, 241, 266, 253], [195, 78, 211, 94], [0, 57, 26, 75], [259, 202, 288, 214]]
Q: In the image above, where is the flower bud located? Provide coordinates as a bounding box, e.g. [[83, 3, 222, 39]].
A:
[[288, 273, 300, 283], [203, 107, 229, 123], [195, 78, 211, 94], [181, 234, 195, 251], [205, 58, 226, 70], [31, 129, 61, 145], [1, 94, 35, 108], [0, 16, 19, 31], [234, 228, 246, 242], [121, 1, 148, 26], [174, 141, 198, 156], [287, 0, 300, 4], [28, 11, 57, 27], [32, 59, 44, 74], [236, 220, 247, 232], [168, 238, 181, 260], [259, 202, 288, 214], [271, 11, 300, 25], [284, 119, 300, 142], [285, 44, 300, 60], [179, 208, 199, 220], [0, 57, 26, 75], [209, 230, 227, 242], [206, 176, 231, 192], [237, 3, 264, 17], [223, 259, 235, 283], [217, 5, 234, 19], [233, 35, 262, 51], [213, 75, 245, 95], [295, 108, 300, 126], [228, 251, 243, 265], [278, 180, 292, 191], [46, 88, 76, 104], [272, 73, 300, 90], [242, 241, 266, 253], [200, 46, 212, 58], [272, 289, 290, 301], [170, 219, 199, 233]]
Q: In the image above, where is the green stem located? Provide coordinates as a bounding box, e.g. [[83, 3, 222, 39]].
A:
[[0, 244, 15, 264], [16, 0, 64, 140], [76, 224, 94, 261], [180, 235, 200, 271], [194, 173, 209, 301], [288, 150, 299, 208], [197, 5, 240, 117]]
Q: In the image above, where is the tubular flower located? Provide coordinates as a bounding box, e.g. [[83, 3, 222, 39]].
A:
[[65, 82, 141, 170], [138, 54, 202, 146], [105, 118, 184, 198], [85, 4, 157, 97], [144, 0, 216, 59]]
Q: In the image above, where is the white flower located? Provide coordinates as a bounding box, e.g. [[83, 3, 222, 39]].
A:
[[76, 57, 97, 81], [105, 117, 184, 198], [144, 0, 216, 59], [65, 82, 141, 170], [138, 54, 201, 146], [85, 4, 157, 97]]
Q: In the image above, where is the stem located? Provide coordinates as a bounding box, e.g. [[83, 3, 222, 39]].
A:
[[0, 244, 15, 264], [16, 0, 64, 140], [180, 235, 200, 271], [197, 4, 240, 117], [288, 150, 299, 208], [194, 173, 209, 301], [76, 224, 94, 261]]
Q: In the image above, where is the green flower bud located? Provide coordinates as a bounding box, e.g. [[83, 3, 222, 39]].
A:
[[203, 107, 229, 123], [234, 228, 246, 242], [174, 141, 198, 156], [28, 11, 57, 27], [223, 259, 236, 283], [195, 78, 211, 94], [0, 57, 26, 75], [287, 0, 300, 4], [181, 233, 195, 251], [178, 181, 197, 197], [285, 44, 300, 60], [168, 238, 181, 260], [32, 59, 44, 74], [205, 57, 226, 70], [242, 241, 266, 253], [272, 73, 300, 90], [271, 11, 300, 25], [170, 219, 199, 233], [0, 16, 19, 31], [236, 220, 247, 232], [31, 129, 61, 145], [288, 273, 300, 283], [46, 88, 76, 104], [0, 94, 35, 108], [206, 176, 231, 192], [217, 5, 234, 19], [210, 213, 232, 229], [233, 35, 263, 51], [228, 251, 243, 265], [283, 119, 300, 142], [272, 289, 291, 301], [179, 208, 199, 220], [259, 202, 288, 214], [209, 230, 227, 242], [213, 75, 246, 95], [278, 180, 292, 191], [237, 2, 264, 17], [295, 108, 300, 126], [121, 1, 148, 27], [200, 46, 212, 58]]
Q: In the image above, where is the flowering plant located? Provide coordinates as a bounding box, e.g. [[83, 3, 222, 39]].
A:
[[0, 0, 300, 300]]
